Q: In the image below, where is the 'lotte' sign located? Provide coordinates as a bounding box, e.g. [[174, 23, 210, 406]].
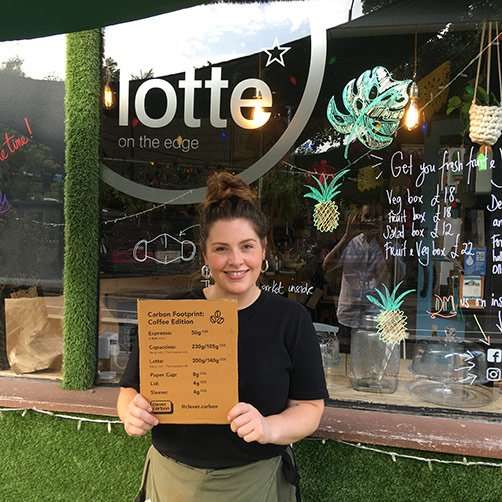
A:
[[102, 13, 328, 204], [119, 68, 272, 130]]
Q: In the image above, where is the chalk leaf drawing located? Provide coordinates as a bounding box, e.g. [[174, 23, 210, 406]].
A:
[[327, 66, 411, 158], [304, 168, 349, 232], [366, 282, 415, 345]]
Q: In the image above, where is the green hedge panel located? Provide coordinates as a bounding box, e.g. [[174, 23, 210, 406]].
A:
[[62, 30, 101, 389]]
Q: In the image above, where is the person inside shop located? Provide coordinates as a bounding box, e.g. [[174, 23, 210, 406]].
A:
[[322, 204, 389, 349], [117, 171, 328, 502]]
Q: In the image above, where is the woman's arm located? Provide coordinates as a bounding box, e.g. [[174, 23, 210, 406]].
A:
[[117, 387, 159, 436], [228, 399, 325, 445]]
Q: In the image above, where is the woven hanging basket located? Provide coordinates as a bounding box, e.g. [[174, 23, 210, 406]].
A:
[[468, 21, 502, 146], [469, 103, 502, 145]]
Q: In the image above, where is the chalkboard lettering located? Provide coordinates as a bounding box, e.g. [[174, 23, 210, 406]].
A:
[[390, 151, 413, 178], [388, 210, 406, 223], [383, 224, 405, 240], [385, 189, 402, 213], [487, 194, 502, 212]]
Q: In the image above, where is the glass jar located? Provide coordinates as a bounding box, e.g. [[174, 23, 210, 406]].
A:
[[349, 314, 400, 393]]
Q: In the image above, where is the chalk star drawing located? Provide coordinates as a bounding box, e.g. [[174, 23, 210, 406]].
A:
[[264, 37, 291, 67]]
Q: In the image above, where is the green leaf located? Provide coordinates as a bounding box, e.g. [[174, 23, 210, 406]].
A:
[[304, 192, 321, 202], [446, 96, 462, 115], [477, 85, 488, 102], [303, 184, 323, 202], [382, 283, 393, 302], [325, 169, 350, 198], [374, 287, 389, 309], [465, 83, 474, 97], [311, 175, 329, 198], [461, 101, 471, 116], [394, 288, 415, 307], [366, 294, 384, 310], [327, 67, 411, 159], [390, 281, 404, 303]]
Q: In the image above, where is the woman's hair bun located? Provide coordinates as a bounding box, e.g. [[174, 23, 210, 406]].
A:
[[199, 171, 268, 247], [203, 171, 256, 210]]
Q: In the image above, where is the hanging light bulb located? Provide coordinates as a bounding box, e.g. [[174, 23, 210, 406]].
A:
[[103, 82, 114, 110], [404, 82, 420, 131], [250, 92, 269, 126], [403, 33, 421, 131], [103, 67, 114, 110], [251, 103, 269, 124]]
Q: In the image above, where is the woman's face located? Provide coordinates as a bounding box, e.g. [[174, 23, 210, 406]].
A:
[[204, 218, 265, 298]]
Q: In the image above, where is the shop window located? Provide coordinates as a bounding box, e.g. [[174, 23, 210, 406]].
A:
[[0, 36, 65, 379], [98, 2, 502, 419]]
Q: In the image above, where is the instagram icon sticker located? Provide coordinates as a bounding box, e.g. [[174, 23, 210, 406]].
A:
[[486, 367, 502, 382]]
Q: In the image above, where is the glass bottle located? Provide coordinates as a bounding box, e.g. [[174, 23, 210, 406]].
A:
[[349, 314, 400, 393]]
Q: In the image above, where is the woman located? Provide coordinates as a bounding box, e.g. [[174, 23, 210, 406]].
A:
[[117, 172, 328, 502], [322, 205, 389, 350]]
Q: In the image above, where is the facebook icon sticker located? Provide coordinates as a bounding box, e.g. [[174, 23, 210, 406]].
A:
[[487, 348, 502, 363]]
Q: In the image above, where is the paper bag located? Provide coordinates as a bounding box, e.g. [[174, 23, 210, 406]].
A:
[[5, 297, 63, 374]]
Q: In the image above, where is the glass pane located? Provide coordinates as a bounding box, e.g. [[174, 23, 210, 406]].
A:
[[98, 1, 502, 419], [0, 35, 65, 379]]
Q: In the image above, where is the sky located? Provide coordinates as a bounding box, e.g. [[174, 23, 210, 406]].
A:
[[0, 0, 362, 81]]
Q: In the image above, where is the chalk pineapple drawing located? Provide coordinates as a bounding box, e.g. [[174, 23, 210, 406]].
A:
[[304, 169, 349, 232], [366, 282, 415, 345]]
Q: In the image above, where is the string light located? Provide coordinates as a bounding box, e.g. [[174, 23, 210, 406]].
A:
[[0, 407, 121, 432], [3, 406, 502, 470], [306, 438, 502, 470], [102, 189, 193, 225]]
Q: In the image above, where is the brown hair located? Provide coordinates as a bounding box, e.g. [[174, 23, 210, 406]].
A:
[[200, 172, 268, 251]]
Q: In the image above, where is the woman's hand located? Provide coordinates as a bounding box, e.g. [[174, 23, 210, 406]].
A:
[[343, 210, 361, 241], [227, 402, 272, 444], [122, 393, 159, 437]]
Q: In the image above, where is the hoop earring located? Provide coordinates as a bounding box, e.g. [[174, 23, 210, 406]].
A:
[[261, 259, 269, 273], [201, 264, 212, 280]]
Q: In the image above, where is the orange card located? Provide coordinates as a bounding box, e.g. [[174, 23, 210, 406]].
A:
[[137, 299, 238, 424]]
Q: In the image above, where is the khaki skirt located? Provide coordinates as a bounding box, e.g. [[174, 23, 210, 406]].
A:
[[135, 446, 298, 502]]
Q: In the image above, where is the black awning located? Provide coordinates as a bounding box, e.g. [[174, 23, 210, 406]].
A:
[[331, 0, 502, 37]]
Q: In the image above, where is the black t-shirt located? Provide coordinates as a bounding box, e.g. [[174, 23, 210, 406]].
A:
[[119, 289, 328, 469]]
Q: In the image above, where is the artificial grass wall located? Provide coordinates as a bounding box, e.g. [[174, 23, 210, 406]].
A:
[[62, 30, 101, 389], [3, 411, 502, 502]]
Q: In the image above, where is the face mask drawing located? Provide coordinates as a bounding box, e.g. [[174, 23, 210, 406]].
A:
[[133, 233, 196, 265]]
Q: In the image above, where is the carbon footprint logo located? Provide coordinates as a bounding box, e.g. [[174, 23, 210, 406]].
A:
[[210, 310, 224, 324]]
